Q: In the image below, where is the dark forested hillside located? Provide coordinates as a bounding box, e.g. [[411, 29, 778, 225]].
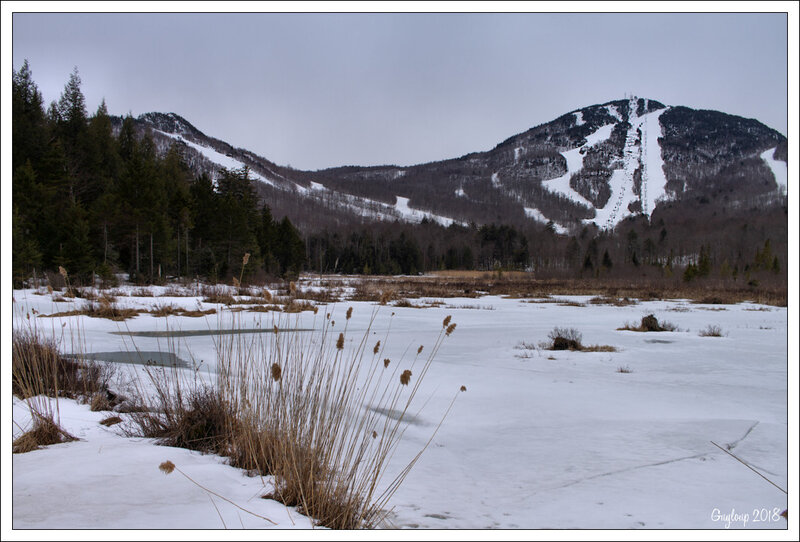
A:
[[12, 62, 304, 286]]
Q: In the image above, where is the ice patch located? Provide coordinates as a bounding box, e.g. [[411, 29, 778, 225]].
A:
[[491, 172, 501, 187], [455, 186, 466, 198], [514, 147, 523, 163], [574, 111, 585, 126], [760, 147, 787, 190]]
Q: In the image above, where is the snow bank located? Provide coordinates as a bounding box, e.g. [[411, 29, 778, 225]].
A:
[[12, 396, 313, 529]]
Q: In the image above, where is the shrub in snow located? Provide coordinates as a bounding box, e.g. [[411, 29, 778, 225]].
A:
[[548, 327, 583, 350], [699, 325, 725, 337]]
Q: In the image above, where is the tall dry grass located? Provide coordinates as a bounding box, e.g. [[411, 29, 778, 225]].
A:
[[129, 306, 462, 528], [217, 308, 460, 528], [11, 324, 113, 452]]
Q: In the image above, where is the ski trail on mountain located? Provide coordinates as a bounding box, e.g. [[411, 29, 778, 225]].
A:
[[589, 97, 669, 229], [542, 123, 615, 209]]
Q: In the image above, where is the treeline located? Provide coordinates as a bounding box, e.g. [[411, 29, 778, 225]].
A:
[[12, 61, 304, 286], [12, 61, 787, 291], [305, 221, 529, 275], [301, 208, 785, 290]]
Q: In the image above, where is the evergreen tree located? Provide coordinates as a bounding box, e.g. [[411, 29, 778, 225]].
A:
[[257, 205, 279, 276], [12, 60, 48, 171], [275, 216, 305, 279], [602, 249, 613, 270]]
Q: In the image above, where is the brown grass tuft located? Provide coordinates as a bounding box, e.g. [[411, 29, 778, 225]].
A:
[[336, 333, 345, 350], [699, 325, 725, 337], [99, 415, 123, 426], [13, 413, 77, 453], [378, 289, 395, 305], [284, 299, 316, 313], [201, 285, 236, 305], [128, 382, 234, 455], [618, 314, 677, 332], [400, 369, 412, 386], [589, 296, 638, 306], [149, 304, 180, 317], [159, 460, 176, 474], [13, 330, 112, 400], [90, 392, 112, 411], [581, 344, 619, 353]]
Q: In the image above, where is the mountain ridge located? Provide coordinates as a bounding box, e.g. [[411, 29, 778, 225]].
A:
[[114, 96, 787, 235]]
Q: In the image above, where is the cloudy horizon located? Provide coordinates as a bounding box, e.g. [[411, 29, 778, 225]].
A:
[[10, 11, 790, 171]]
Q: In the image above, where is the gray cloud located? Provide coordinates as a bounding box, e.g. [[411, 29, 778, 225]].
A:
[[12, 12, 789, 170]]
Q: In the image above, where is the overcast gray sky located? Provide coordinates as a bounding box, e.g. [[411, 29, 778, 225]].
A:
[[11, 11, 790, 171]]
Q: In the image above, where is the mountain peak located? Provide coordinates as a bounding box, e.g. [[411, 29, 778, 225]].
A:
[[137, 112, 202, 138]]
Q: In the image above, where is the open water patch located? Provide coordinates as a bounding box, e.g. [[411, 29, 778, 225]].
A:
[[65, 351, 190, 368], [110, 327, 313, 338]]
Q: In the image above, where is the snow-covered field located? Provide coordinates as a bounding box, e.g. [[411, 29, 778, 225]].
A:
[[7, 283, 794, 533]]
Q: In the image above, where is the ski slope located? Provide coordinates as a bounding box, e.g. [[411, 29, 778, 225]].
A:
[[586, 98, 670, 229], [542, 123, 615, 209], [760, 147, 788, 190]]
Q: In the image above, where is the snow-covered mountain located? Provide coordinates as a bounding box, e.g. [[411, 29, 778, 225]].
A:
[[116, 97, 787, 234]]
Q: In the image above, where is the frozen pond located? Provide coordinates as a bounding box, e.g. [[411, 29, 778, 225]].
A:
[[12, 287, 789, 529]]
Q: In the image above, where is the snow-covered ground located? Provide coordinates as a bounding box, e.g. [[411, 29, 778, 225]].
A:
[[7, 285, 793, 532]]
